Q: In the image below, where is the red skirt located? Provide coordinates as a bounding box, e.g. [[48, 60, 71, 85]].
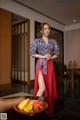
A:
[[34, 59, 58, 116]]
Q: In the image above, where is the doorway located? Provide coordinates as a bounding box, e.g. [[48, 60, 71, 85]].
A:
[[11, 13, 30, 92]]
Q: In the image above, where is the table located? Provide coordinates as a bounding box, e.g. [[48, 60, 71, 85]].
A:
[[1, 92, 64, 120], [68, 67, 80, 94], [7, 109, 52, 120]]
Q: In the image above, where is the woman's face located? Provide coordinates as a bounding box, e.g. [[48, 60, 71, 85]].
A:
[[41, 24, 51, 37]]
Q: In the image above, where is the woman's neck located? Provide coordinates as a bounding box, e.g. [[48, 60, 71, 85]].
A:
[[42, 35, 48, 41], [42, 35, 49, 44]]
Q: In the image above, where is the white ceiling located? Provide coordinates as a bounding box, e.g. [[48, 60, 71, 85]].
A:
[[15, 0, 80, 26]]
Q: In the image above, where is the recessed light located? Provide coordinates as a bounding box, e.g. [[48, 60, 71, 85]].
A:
[[73, 20, 76, 22]]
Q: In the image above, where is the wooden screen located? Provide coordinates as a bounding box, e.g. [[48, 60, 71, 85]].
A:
[[12, 20, 30, 91]]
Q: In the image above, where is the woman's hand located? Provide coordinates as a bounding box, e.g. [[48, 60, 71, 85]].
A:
[[44, 54, 51, 60]]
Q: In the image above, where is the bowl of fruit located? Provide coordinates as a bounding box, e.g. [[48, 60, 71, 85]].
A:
[[14, 98, 48, 116]]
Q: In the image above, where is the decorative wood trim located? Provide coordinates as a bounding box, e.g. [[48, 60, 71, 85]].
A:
[[12, 19, 30, 86], [30, 80, 34, 86], [12, 79, 34, 86], [0, 8, 12, 85], [27, 19, 30, 86], [0, 84, 11, 92], [12, 79, 27, 85]]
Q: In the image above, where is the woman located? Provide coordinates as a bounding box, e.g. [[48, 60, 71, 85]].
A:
[[30, 22, 60, 116]]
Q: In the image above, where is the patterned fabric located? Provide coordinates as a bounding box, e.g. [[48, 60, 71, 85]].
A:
[[30, 38, 60, 74], [30, 38, 59, 56], [34, 60, 58, 116], [36, 58, 47, 74]]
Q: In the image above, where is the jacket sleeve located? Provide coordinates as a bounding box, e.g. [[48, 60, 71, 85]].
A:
[[53, 40, 60, 56], [30, 39, 37, 57]]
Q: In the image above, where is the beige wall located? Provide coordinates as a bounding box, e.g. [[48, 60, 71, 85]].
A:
[[0, 8, 11, 90], [65, 29, 80, 66]]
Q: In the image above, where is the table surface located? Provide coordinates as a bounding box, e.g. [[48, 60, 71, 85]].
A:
[[1, 92, 64, 120], [7, 108, 52, 120], [2, 92, 48, 120], [1, 92, 33, 98], [4, 93, 52, 120]]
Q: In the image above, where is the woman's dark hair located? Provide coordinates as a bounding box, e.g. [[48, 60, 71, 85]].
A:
[[40, 22, 51, 31]]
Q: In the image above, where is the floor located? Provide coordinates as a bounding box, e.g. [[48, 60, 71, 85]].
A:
[[55, 81, 80, 120], [0, 81, 80, 120]]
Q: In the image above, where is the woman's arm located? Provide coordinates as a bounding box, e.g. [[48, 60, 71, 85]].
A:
[[51, 55, 58, 60], [32, 54, 45, 59], [33, 54, 53, 60]]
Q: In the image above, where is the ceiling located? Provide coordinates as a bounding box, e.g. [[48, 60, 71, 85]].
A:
[[15, 0, 80, 26], [12, 13, 26, 25]]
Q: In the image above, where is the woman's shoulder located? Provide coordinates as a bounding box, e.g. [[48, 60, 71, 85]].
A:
[[35, 37, 42, 40], [49, 38, 57, 43], [34, 37, 42, 43]]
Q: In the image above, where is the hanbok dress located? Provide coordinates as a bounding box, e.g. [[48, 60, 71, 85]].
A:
[[30, 38, 60, 116]]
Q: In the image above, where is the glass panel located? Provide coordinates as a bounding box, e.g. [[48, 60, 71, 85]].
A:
[[12, 20, 29, 83], [21, 35, 24, 71], [22, 23, 24, 33], [12, 27, 14, 35], [25, 22, 28, 32], [25, 34, 28, 71], [18, 24, 21, 34], [15, 26, 17, 35]]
